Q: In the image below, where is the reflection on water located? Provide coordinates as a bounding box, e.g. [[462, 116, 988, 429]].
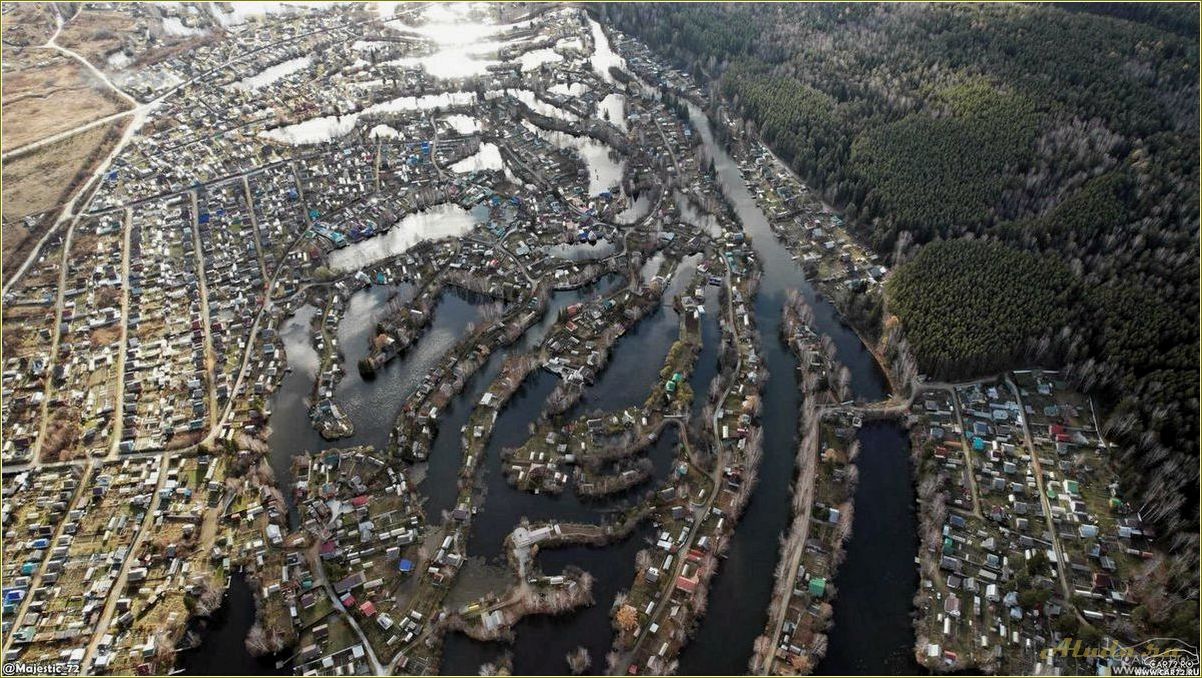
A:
[[543, 240, 617, 261], [818, 423, 920, 675], [491, 88, 579, 121], [265, 305, 322, 523], [386, 3, 537, 46], [570, 253, 699, 418], [366, 91, 478, 114], [451, 142, 504, 173], [517, 47, 563, 72], [443, 114, 481, 134], [260, 92, 478, 145], [383, 3, 540, 78], [178, 575, 290, 676], [674, 190, 722, 237], [598, 93, 626, 131], [327, 203, 480, 271], [230, 56, 312, 91], [523, 121, 623, 196], [259, 114, 359, 145], [549, 82, 591, 97], [588, 16, 624, 84], [616, 192, 651, 224], [370, 124, 402, 139]]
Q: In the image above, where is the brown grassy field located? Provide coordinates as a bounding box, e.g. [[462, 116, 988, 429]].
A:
[[1, 119, 128, 275], [0, 3, 57, 47], [55, 6, 141, 67], [2, 50, 129, 149]]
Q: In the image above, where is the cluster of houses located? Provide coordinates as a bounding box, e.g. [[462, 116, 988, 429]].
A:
[[739, 143, 887, 293], [911, 371, 1146, 673], [194, 179, 269, 416], [0, 212, 127, 464], [285, 446, 435, 674], [120, 198, 211, 453], [2, 456, 171, 670], [2, 232, 69, 464]]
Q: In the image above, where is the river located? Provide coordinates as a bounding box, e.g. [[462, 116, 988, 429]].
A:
[[266, 285, 484, 526], [193, 12, 918, 676], [672, 101, 917, 675], [178, 574, 291, 675]]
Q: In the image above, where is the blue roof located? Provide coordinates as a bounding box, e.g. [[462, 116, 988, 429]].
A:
[[399, 559, 414, 573]]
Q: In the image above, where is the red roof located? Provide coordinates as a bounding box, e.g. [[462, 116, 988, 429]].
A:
[[350, 495, 369, 508], [358, 601, 377, 617], [675, 575, 699, 594]]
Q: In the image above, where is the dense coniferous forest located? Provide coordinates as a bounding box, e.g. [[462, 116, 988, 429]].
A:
[[601, 1, 1199, 594]]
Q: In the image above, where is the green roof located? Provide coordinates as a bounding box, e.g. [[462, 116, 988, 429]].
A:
[[809, 577, 827, 597]]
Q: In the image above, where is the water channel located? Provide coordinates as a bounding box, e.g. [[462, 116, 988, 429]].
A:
[[673, 102, 917, 675], [191, 10, 918, 676]]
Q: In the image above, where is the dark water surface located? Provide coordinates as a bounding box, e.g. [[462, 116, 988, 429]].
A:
[[193, 23, 916, 677]]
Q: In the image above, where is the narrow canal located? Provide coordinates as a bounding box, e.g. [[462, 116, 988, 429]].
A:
[[267, 286, 484, 512], [178, 574, 290, 675], [675, 101, 917, 675], [819, 422, 921, 675], [193, 11, 918, 675]]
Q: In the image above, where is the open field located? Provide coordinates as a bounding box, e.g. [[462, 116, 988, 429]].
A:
[[0, 2, 57, 46], [2, 50, 129, 149], [1, 118, 127, 272]]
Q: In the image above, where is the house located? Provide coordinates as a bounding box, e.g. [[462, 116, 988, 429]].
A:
[[808, 577, 827, 598], [674, 574, 699, 595]]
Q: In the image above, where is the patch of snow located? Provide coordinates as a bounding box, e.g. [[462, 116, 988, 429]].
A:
[[549, 82, 590, 97], [450, 143, 503, 173], [517, 47, 562, 72], [106, 51, 132, 69], [442, 114, 480, 134]]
